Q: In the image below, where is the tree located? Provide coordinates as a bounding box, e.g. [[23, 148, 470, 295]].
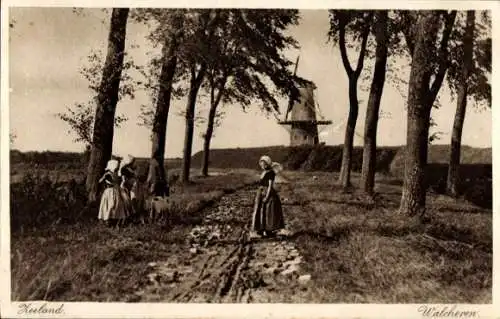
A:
[[398, 10, 457, 216], [57, 102, 126, 149], [328, 11, 373, 190], [56, 50, 134, 150], [180, 10, 222, 184], [179, 9, 302, 183], [360, 11, 389, 195], [446, 11, 491, 197], [398, 10, 457, 144], [131, 9, 186, 196], [199, 9, 302, 176], [200, 68, 228, 176], [147, 19, 183, 196], [86, 8, 130, 203], [328, 10, 408, 195], [135, 9, 302, 184], [134, 9, 231, 186], [399, 10, 457, 111]]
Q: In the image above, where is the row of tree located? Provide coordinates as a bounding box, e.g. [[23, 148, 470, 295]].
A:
[[327, 10, 490, 215], [63, 9, 490, 218], [81, 9, 306, 202]]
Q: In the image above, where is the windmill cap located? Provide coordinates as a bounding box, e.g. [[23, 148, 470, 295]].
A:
[[295, 79, 316, 89]]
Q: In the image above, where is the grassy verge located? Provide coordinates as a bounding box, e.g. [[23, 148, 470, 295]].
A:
[[10, 166, 491, 303], [280, 171, 492, 303], [10, 169, 258, 301]]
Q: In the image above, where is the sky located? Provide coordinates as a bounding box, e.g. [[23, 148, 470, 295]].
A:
[[8, 8, 492, 159]]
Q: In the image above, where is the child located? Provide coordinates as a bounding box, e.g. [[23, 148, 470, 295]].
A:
[[251, 155, 285, 238], [120, 155, 137, 199], [119, 155, 138, 217], [98, 159, 128, 227]]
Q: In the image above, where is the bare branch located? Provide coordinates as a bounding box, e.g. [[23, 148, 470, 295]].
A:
[[354, 12, 374, 77], [429, 10, 457, 102], [338, 14, 354, 77]]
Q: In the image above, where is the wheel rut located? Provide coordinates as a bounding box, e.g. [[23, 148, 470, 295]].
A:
[[136, 182, 312, 303]]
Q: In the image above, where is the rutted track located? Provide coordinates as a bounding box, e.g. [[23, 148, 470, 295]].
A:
[[135, 182, 311, 303]]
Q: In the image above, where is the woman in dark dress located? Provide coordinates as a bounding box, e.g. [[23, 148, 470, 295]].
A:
[[251, 155, 285, 238]]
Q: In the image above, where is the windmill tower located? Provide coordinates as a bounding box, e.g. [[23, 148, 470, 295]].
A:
[[278, 56, 332, 146]]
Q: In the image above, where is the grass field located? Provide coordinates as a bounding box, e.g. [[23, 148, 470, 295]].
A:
[[10, 169, 258, 301], [280, 171, 491, 303], [9, 147, 492, 303]]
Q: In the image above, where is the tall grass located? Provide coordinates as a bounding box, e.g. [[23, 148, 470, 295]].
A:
[[10, 173, 88, 231], [279, 172, 492, 303], [9, 149, 492, 302], [10, 167, 258, 301]]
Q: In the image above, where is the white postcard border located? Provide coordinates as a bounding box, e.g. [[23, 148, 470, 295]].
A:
[[1, 0, 498, 318]]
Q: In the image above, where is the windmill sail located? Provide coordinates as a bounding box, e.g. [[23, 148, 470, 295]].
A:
[[285, 55, 300, 121]]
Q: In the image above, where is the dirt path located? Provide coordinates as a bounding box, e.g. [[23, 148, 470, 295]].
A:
[[134, 182, 312, 303]]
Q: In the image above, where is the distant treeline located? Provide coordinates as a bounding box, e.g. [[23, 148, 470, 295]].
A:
[[10, 150, 87, 168], [10, 145, 492, 208], [11, 144, 491, 173], [190, 144, 492, 174], [189, 144, 492, 208], [10, 150, 183, 170]]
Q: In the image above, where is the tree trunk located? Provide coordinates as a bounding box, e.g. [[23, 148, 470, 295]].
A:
[[201, 77, 226, 177], [360, 11, 389, 195], [338, 77, 359, 189], [201, 104, 217, 177], [399, 11, 441, 216], [85, 8, 129, 203], [181, 65, 207, 184], [336, 13, 371, 191], [447, 10, 475, 197], [147, 35, 178, 196]]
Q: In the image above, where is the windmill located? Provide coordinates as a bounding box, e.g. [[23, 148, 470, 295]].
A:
[[278, 56, 332, 146]]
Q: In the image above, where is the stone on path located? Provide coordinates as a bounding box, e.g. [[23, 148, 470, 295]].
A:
[[264, 266, 281, 275], [284, 257, 302, 267], [278, 229, 292, 236], [252, 261, 265, 268], [281, 264, 300, 276], [298, 274, 311, 283], [140, 187, 312, 302]]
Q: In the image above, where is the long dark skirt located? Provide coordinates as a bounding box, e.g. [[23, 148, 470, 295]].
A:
[[252, 187, 285, 233]]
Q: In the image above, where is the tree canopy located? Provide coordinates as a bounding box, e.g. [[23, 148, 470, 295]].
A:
[[446, 11, 491, 109], [56, 50, 138, 148]]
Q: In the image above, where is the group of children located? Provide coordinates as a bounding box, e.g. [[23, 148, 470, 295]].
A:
[[96, 153, 286, 236], [97, 155, 138, 227]]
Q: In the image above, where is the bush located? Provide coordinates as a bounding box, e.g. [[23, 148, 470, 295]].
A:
[[10, 173, 88, 232], [10, 150, 86, 170]]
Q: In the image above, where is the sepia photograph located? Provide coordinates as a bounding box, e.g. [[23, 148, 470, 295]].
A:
[[1, 0, 498, 318]]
